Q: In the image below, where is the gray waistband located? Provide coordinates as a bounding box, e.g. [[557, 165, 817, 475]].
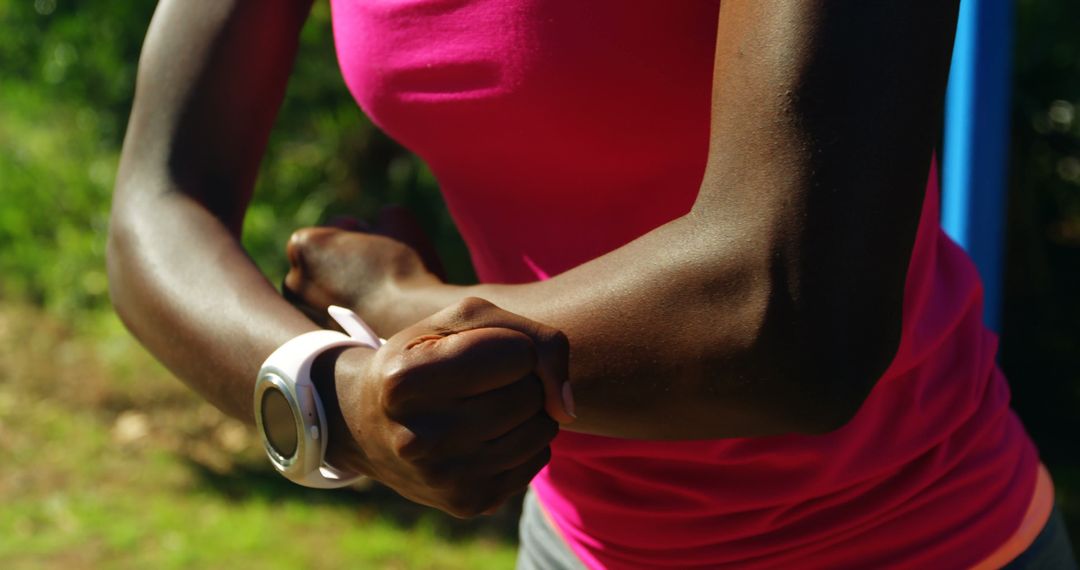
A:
[[516, 487, 587, 570]]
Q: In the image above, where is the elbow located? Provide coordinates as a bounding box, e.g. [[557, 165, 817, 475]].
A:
[[105, 197, 139, 330], [755, 244, 907, 435], [784, 317, 902, 436], [687, 249, 905, 438], [766, 352, 892, 437], [748, 287, 904, 436], [692, 309, 900, 438]]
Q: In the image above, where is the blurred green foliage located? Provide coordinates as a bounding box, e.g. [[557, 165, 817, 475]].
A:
[[0, 0, 472, 315], [0, 0, 154, 311]]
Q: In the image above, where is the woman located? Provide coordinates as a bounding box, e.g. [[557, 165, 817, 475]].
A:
[[108, 0, 1075, 567]]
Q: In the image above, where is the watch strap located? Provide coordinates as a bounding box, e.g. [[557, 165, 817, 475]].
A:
[[257, 306, 384, 489]]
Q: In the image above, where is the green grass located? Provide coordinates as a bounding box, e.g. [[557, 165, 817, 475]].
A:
[[0, 305, 519, 569]]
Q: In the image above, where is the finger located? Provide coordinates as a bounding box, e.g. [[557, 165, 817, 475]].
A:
[[284, 227, 332, 304], [387, 327, 538, 404], [284, 226, 366, 315], [399, 375, 543, 460], [375, 205, 447, 280], [283, 228, 342, 323], [283, 262, 337, 318], [286, 226, 339, 270], [454, 374, 545, 441], [424, 298, 575, 424], [281, 274, 334, 329], [478, 412, 558, 473], [444, 427, 554, 518], [535, 330, 574, 425], [492, 446, 552, 502]]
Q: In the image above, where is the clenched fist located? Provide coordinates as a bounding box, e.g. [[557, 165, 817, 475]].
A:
[[322, 297, 573, 518], [283, 224, 442, 336]]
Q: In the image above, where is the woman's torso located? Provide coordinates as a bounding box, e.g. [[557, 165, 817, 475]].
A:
[[330, 1, 1039, 567]]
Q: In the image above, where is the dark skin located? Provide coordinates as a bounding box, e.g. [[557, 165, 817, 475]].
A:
[[108, 0, 959, 517], [107, 0, 567, 518]]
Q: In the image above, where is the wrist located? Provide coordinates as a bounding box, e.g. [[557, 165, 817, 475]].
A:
[[375, 280, 462, 334], [311, 345, 377, 477]]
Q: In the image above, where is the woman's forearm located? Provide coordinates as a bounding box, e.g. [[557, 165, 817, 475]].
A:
[[405, 212, 816, 440], [107, 189, 319, 421], [374, 0, 960, 440]]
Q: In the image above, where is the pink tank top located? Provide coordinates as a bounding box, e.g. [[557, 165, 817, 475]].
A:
[[330, 1, 1039, 567]]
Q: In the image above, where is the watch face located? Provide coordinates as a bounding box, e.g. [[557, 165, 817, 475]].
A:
[[261, 385, 298, 458]]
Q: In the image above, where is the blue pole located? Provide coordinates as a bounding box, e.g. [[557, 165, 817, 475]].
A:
[[941, 0, 1013, 332]]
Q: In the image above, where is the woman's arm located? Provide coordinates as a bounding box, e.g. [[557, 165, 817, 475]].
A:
[[108, 0, 320, 420], [109, 0, 569, 517], [288, 0, 961, 439]]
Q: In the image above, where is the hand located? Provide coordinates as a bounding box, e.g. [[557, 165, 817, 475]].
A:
[[324, 297, 573, 518], [284, 223, 443, 335]]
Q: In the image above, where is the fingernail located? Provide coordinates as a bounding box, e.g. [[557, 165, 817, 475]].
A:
[[562, 383, 577, 419]]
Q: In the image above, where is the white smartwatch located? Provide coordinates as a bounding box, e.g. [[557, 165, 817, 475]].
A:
[[254, 305, 384, 489]]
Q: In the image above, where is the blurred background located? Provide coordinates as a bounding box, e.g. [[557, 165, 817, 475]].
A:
[[0, 0, 1076, 567]]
